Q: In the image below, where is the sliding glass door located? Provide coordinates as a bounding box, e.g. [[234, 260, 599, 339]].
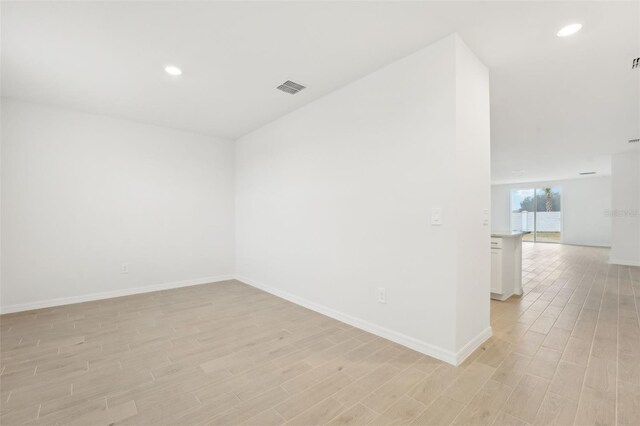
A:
[[534, 187, 562, 242], [510, 187, 562, 243]]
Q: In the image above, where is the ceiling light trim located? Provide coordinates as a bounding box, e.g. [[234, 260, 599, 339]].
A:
[[164, 65, 182, 76], [557, 23, 582, 37]]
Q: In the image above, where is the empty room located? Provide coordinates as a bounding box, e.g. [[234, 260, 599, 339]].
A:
[[1, 1, 639, 425]]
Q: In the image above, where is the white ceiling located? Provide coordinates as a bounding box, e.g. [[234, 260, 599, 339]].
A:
[[2, 1, 639, 183]]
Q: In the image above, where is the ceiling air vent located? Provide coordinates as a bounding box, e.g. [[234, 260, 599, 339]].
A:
[[629, 138, 640, 143], [633, 58, 640, 69], [579, 172, 596, 175], [276, 80, 306, 95]]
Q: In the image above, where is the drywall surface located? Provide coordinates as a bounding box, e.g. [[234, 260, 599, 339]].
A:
[[610, 150, 640, 266], [454, 38, 491, 352], [1, 99, 236, 312], [236, 34, 491, 364]]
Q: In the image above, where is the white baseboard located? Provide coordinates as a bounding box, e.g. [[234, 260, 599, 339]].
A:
[[490, 290, 514, 302], [237, 275, 491, 366], [609, 258, 640, 267], [562, 242, 611, 248], [455, 326, 493, 365], [0, 274, 235, 315]]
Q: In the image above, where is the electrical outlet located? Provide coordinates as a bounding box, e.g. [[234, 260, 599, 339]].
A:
[[431, 207, 442, 226], [378, 287, 386, 304], [483, 209, 489, 226], [121, 263, 129, 274]]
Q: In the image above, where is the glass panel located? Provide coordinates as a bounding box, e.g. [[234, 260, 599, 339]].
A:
[[535, 187, 561, 243], [510, 188, 535, 242]]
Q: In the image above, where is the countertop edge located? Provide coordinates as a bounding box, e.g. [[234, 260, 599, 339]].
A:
[[491, 231, 526, 238]]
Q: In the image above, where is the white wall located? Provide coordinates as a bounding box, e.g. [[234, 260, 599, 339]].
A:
[[1, 99, 235, 312], [235, 34, 491, 364], [610, 150, 640, 266], [453, 39, 492, 351], [492, 177, 612, 247]]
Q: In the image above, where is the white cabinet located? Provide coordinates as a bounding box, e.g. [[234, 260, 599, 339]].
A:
[[490, 233, 523, 301], [491, 248, 503, 293]]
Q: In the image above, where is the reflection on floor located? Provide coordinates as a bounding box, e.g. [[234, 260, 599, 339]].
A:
[[1, 243, 638, 425], [521, 232, 561, 243]]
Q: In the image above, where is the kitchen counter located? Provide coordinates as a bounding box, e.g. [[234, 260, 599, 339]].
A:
[[491, 231, 525, 238], [490, 232, 523, 300]]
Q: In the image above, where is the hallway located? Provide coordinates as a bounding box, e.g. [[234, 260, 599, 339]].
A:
[[490, 243, 639, 425]]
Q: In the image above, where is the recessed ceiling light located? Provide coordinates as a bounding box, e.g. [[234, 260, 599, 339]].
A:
[[164, 65, 182, 76], [557, 23, 582, 37]]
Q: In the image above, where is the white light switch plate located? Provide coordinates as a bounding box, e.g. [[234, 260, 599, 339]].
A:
[[378, 287, 386, 304], [431, 207, 442, 226]]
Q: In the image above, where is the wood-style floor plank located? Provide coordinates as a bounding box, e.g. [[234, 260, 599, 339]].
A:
[[1, 244, 638, 425]]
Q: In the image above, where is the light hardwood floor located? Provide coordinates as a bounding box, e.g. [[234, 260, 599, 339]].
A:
[[1, 243, 639, 425]]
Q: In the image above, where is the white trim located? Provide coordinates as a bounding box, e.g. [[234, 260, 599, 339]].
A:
[[609, 258, 640, 267], [237, 275, 491, 366], [455, 326, 493, 365], [490, 291, 514, 302], [0, 275, 235, 314], [562, 243, 611, 248]]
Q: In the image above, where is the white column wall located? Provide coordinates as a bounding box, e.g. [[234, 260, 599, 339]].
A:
[[236, 34, 491, 364]]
